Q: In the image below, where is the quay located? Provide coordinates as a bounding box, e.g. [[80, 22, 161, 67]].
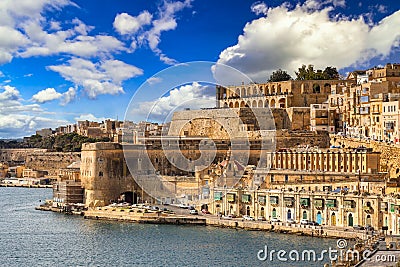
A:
[[36, 204, 369, 239], [84, 209, 206, 225], [1, 183, 52, 188]]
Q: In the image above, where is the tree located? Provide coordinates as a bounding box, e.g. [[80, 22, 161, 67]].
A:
[[295, 64, 316, 80], [323, 66, 340, 80], [268, 69, 292, 82], [295, 64, 340, 80]]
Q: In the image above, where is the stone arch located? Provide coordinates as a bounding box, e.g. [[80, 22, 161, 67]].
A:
[[266, 85, 270, 95], [234, 101, 240, 108], [277, 84, 281, 94], [236, 88, 240, 96], [279, 98, 286, 108], [229, 102, 234, 108], [313, 83, 321, 93], [247, 87, 252, 96], [240, 101, 246, 107], [264, 99, 269, 107], [241, 87, 246, 97], [272, 85, 276, 94], [224, 102, 228, 108], [260, 86, 264, 95], [258, 100, 263, 107], [252, 100, 257, 107], [270, 99, 276, 108], [348, 213, 354, 227], [246, 101, 251, 107]]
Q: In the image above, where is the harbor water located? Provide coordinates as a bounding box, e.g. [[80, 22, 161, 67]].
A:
[[0, 187, 340, 266]]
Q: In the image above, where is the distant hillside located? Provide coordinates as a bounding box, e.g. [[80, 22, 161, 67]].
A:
[[0, 133, 110, 152]]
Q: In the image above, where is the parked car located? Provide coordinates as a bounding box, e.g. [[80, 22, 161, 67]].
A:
[[243, 215, 255, 221], [179, 203, 188, 209], [308, 221, 319, 226], [189, 209, 198, 215], [353, 225, 365, 230], [257, 216, 266, 221], [270, 217, 281, 223], [300, 219, 309, 225], [201, 209, 210, 214], [287, 218, 296, 224]]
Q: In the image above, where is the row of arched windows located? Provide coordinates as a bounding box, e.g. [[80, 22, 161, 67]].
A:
[[223, 98, 286, 108]]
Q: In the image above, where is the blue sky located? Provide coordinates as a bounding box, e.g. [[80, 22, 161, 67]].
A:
[[0, 0, 399, 138]]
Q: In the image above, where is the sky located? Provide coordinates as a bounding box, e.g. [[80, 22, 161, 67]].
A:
[[0, 0, 399, 138]]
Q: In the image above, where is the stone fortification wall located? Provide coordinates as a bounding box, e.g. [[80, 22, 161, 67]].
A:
[[0, 148, 80, 176], [0, 148, 47, 163], [168, 108, 274, 139], [25, 151, 81, 176], [80, 142, 135, 207], [276, 130, 330, 149]]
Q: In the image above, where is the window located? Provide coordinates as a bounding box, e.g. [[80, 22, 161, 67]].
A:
[[99, 171, 103, 177]]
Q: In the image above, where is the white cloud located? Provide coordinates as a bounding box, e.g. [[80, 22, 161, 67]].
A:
[[0, 0, 75, 64], [32, 88, 62, 103], [0, 85, 68, 138], [31, 86, 76, 105], [61, 87, 76, 105], [216, 3, 400, 81], [19, 19, 126, 58], [143, 0, 192, 64], [74, 113, 109, 122], [251, 2, 268, 16], [134, 82, 215, 121], [48, 57, 143, 98], [146, 77, 163, 85], [113, 11, 152, 35]]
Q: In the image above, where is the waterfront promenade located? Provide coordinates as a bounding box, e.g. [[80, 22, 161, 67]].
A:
[[0, 183, 52, 188], [77, 206, 370, 240]]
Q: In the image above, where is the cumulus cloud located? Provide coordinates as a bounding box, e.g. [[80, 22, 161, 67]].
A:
[[113, 11, 152, 35], [134, 82, 215, 122], [48, 58, 143, 98], [32, 88, 62, 103], [216, 2, 400, 81], [0, 85, 68, 138]]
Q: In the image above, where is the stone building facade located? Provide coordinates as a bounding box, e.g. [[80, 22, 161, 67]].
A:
[[216, 80, 341, 109], [209, 187, 383, 229]]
